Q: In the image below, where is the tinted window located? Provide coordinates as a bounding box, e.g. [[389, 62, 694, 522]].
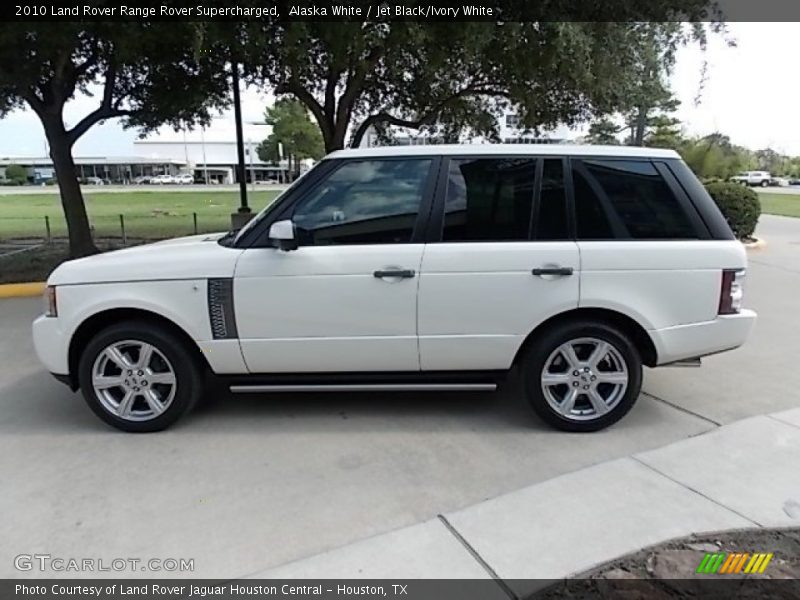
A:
[[292, 159, 431, 245], [574, 160, 697, 240], [443, 158, 534, 242], [535, 159, 569, 240]]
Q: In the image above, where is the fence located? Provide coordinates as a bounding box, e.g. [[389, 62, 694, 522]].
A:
[[0, 212, 233, 244]]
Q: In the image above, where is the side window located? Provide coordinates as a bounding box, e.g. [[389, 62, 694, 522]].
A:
[[442, 158, 535, 242], [291, 159, 432, 245], [574, 160, 697, 240], [535, 159, 569, 240]]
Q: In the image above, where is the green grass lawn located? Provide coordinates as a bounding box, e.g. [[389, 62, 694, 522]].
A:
[[0, 190, 280, 241], [757, 192, 800, 218]]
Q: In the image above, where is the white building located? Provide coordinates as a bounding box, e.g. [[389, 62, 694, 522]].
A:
[[133, 123, 294, 184]]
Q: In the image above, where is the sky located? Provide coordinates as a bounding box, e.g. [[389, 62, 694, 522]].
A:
[[0, 22, 798, 157]]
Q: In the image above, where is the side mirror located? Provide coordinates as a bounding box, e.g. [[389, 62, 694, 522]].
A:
[[268, 219, 299, 251]]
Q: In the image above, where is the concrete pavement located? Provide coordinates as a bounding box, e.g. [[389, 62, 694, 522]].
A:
[[257, 410, 800, 596], [0, 215, 798, 580]]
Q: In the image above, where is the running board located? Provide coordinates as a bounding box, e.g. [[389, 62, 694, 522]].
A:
[[663, 358, 702, 367], [229, 383, 497, 393]]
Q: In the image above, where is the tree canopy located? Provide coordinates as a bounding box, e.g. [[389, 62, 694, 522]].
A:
[[0, 20, 231, 256], [242, 17, 720, 152]]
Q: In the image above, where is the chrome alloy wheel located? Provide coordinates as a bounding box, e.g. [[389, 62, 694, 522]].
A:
[[91, 340, 177, 422], [540, 337, 629, 421]]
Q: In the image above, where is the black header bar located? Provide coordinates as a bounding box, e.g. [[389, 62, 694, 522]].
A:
[[3, 0, 800, 22]]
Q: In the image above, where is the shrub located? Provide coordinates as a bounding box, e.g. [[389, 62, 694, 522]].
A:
[[4, 163, 28, 185], [704, 181, 761, 239]]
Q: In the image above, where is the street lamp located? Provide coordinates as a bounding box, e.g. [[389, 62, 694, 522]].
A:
[[230, 62, 252, 230]]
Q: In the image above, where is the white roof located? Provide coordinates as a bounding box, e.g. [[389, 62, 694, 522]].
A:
[[327, 144, 680, 160]]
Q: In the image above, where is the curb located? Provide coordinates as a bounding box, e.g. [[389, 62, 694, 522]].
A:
[[743, 237, 767, 250], [0, 282, 46, 298]]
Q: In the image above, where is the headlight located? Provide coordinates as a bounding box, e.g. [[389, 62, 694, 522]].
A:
[[43, 286, 58, 317]]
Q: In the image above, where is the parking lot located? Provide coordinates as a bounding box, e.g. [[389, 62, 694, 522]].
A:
[[1, 214, 798, 579]]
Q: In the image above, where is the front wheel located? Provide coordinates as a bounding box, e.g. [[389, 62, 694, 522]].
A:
[[522, 321, 643, 432], [78, 321, 203, 432]]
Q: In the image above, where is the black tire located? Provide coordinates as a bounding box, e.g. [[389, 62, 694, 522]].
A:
[[78, 320, 204, 432], [521, 320, 642, 432], [760, 180, 769, 187]]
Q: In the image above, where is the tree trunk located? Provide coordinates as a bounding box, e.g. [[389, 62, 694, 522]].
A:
[[633, 107, 647, 146], [327, 121, 348, 153], [46, 128, 98, 258]]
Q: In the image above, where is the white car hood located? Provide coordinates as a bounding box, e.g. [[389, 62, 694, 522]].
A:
[[48, 233, 244, 285]]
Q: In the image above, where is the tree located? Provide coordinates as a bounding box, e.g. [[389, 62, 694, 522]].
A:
[[0, 19, 231, 256], [244, 16, 718, 153], [4, 164, 28, 185], [585, 119, 623, 145], [754, 148, 785, 175], [679, 134, 754, 180], [644, 114, 683, 149], [256, 98, 324, 177]]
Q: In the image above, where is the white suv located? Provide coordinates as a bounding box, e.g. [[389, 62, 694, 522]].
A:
[[730, 171, 772, 187], [32, 145, 756, 432]]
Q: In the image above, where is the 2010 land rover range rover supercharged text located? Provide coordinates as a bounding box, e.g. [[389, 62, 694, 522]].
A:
[[32, 144, 756, 432]]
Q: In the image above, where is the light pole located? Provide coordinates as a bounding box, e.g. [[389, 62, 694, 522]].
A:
[[230, 62, 252, 230], [247, 137, 256, 192], [200, 126, 209, 185]]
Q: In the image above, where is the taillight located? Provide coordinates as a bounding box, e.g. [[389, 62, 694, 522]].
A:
[[718, 269, 745, 315]]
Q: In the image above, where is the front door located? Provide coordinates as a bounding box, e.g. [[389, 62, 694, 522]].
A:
[[234, 157, 436, 373]]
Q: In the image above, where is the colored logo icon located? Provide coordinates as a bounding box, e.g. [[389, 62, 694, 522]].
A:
[[696, 552, 773, 574]]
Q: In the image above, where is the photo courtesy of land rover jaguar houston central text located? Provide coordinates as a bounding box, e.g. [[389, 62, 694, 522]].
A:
[[32, 144, 757, 432]]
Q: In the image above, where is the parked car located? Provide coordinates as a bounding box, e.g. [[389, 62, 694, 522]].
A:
[[84, 177, 106, 185], [33, 145, 756, 433], [133, 175, 151, 185], [151, 174, 176, 184], [788, 177, 800, 186], [769, 177, 789, 187], [175, 173, 194, 185], [729, 171, 772, 187]]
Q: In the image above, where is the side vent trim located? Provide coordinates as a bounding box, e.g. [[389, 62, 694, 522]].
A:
[[207, 278, 238, 339]]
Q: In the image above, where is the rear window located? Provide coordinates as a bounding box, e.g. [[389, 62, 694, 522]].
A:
[[573, 159, 698, 240]]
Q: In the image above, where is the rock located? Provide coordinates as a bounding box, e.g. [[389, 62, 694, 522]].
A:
[[648, 550, 708, 580], [686, 542, 719, 552], [597, 568, 639, 579]]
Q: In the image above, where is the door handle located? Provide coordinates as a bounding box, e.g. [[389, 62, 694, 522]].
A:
[[373, 269, 416, 279], [532, 266, 574, 277]]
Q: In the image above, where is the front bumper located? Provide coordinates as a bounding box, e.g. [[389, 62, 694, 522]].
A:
[[32, 314, 70, 375], [651, 309, 757, 366]]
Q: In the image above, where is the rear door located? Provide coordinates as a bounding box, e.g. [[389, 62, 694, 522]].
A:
[[417, 156, 580, 371]]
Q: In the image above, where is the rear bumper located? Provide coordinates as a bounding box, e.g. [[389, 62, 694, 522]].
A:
[[651, 309, 757, 366]]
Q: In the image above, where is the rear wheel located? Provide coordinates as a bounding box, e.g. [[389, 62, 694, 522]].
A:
[[78, 321, 203, 432], [522, 321, 642, 432], [760, 179, 769, 187]]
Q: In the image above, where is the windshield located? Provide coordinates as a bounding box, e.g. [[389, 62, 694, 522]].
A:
[[232, 163, 322, 245]]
